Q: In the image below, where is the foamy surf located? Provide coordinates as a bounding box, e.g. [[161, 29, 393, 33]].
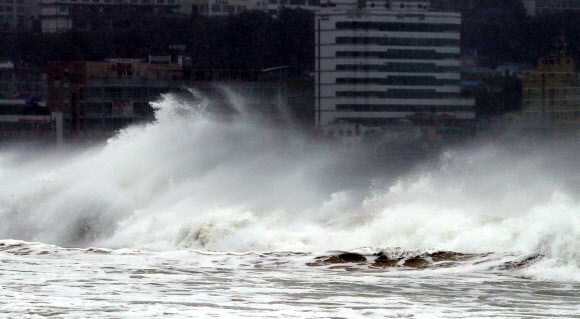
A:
[[1, 88, 579, 319]]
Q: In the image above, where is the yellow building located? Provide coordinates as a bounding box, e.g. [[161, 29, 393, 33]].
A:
[[522, 57, 580, 141]]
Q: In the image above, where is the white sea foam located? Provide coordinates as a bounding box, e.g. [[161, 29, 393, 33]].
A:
[[0, 91, 579, 282]]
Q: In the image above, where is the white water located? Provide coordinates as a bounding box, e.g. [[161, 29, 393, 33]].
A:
[[1, 92, 579, 317], [1, 93, 579, 278]]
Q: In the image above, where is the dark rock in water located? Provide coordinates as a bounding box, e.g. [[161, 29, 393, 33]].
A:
[[498, 254, 543, 270], [373, 255, 431, 268], [372, 255, 402, 267], [337, 253, 367, 262], [403, 257, 431, 268], [430, 251, 467, 262], [429, 251, 486, 263], [309, 252, 367, 265]]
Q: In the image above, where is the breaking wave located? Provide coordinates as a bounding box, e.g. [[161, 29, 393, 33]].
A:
[[0, 91, 579, 281]]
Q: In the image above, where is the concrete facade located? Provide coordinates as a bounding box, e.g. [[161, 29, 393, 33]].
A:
[[315, 3, 474, 129]]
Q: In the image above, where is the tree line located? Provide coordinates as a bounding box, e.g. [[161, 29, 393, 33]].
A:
[[1, 2, 578, 71], [0, 8, 314, 73]]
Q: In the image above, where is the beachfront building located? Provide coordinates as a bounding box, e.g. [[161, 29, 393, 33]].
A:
[[315, 0, 475, 137], [521, 56, 580, 140], [0, 99, 63, 146], [47, 57, 287, 141], [0, 62, 46, 101]]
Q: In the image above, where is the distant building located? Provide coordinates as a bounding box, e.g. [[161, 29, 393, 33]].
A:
[[0, 99, 63, 146], [185, 0, 420, 16], [47, 57, 287, 141], [521, 56, 580, 140], [39, 0, 180, 33], [315, 1, 475, 139], [263, 0, 321, 14], [522, 0, 580, 15], [495, 62, 535, 79], [0, 0, 41, 30], [0, 62, 46, 101], [186, 0, 259, 16]]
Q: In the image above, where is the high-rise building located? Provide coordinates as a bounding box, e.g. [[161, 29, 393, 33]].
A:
[[521, 56, 580, 140], [315, 1, 475, 133]]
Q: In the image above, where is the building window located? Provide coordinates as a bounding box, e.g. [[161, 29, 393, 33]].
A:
[[223, 4, 234, 13], [336, 22, 460, 32], [336, 49, 458, 60], [336, 76, 457, 86], [336, 37, 460, 47], [211, 4, 220, 11], [336, 90, 459, 99], [336, 63, 459, 73]]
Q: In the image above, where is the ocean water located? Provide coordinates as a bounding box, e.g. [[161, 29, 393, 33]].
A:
[[1, 93, 579, 318]]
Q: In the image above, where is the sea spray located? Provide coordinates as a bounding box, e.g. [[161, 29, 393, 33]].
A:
[[0, 92, 579, 280]]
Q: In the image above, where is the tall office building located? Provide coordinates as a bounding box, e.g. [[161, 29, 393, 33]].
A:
[[315, 0, 475, 131]]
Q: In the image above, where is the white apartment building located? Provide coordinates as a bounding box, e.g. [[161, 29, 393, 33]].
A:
[[315, 0, 475, 126]]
